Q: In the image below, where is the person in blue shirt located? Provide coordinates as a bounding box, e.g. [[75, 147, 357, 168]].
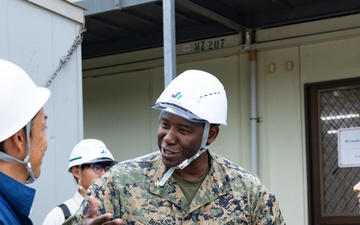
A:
[[0, 59, 51, 225]]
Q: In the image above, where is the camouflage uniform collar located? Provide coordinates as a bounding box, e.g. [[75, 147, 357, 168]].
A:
[[149, 150, 231, 211]]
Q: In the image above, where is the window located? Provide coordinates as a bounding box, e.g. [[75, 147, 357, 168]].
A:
[[305, 78, 360, 225]]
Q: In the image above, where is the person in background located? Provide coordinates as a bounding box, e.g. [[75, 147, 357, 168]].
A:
[[354, 181, 360, 213], [0, 59, 51, 225], [42, 139, 117, 225], [64, 69, 285, 225]]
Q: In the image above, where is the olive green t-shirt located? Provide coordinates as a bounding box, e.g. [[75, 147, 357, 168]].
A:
[[172, 171, 208, 206]]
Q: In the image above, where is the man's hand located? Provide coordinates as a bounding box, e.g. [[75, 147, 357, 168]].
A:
[[83, 196, 123, 225]]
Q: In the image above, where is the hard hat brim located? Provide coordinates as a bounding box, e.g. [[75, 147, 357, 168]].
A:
[[84, 157, 117, 164], [152, 102, 207, 123]]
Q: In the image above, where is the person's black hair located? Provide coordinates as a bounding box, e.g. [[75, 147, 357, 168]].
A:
[[0, 141, 4, 153], [0, 113, 37, 154]]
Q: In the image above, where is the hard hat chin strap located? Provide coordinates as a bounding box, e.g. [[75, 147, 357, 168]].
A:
[[157, 122, 210, 187], [0, 122, 36, 184]]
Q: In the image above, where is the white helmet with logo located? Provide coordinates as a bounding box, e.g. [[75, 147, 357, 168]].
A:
[[0, 59, 51, 142], [152, 70, 227, 187], [68, 139, 116, 172], [0, 59, 51, 184], [153, 69, 227, 125]]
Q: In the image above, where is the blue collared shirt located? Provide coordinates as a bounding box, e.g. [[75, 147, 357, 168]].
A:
[[0, 172, 35, 225]]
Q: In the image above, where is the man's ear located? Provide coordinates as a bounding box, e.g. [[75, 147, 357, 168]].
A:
[[206, 125, 219, 145], [71, 166, 81, 182], [3, 128, 27, 158]]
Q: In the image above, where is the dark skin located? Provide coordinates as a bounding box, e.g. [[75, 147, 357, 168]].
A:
[[157, 111, 219, 180]]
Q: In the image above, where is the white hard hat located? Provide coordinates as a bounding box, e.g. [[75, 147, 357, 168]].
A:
[[0, 59, 51, 142], [153, 69, 227, 125], [68, 139, 116, 172]]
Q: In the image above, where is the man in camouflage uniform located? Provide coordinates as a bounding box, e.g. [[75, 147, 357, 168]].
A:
[[64, 70, 285, 225]]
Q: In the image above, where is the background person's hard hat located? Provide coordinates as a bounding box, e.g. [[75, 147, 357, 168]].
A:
[[68, 139, 116, 172], [153, 69, 227, 125], [0, 59, 51, 142]]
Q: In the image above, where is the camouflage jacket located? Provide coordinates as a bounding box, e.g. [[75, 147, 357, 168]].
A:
[[64, 150, 285, 225]]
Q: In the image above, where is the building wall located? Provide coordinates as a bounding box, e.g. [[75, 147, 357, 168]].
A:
[[257, 46, 305, 223], [83, 55, 245, 166], [82, 14, 360, 225], [0, 0, 84, 224]]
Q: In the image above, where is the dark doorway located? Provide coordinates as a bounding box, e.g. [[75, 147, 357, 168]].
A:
[[305, 78, 360, 225]]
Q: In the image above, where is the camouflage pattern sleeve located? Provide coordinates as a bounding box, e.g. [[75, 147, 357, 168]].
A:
[[62, 152, 160, 225], [250, 182, 285, 224], [62, 166, 122, 225], [210, 152, 286, 225]]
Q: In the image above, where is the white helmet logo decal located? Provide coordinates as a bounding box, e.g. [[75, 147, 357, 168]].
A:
[[171, 92, 183, 100]]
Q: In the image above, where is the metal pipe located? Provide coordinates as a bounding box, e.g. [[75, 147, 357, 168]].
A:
[[249, 48, 258, 175], [163, 0, 176, 87]]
